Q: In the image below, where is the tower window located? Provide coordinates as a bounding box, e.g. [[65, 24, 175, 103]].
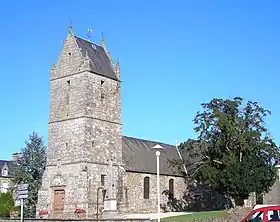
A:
[[92, 141, 94, 148], [67, 80, 70, 86], [125, 187, 128, 199], [144, 177, 150, 199], [101, 174, 106, 186], [101, 80, 104, 85], [101, 93, 105, 100], [66, 142, 68, 149], [68, 52, 71, 56]]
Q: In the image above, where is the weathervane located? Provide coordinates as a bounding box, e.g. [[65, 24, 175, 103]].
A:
[[69, 20, 73, 33], [87, 28, 93, 40]]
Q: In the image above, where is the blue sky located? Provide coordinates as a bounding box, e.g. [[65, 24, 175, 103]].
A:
[[0, 0, 279, 159]]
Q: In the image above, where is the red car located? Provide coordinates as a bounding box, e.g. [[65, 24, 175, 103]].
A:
[[242, 205, 280, 221]]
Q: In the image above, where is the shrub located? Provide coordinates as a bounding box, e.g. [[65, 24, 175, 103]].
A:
[[0, 192, 15, 218]]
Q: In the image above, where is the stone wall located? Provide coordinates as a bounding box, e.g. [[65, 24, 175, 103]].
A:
[[124, 172, 186, 213]]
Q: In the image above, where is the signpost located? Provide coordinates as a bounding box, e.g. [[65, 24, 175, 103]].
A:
[[16, 183, 29, 222]]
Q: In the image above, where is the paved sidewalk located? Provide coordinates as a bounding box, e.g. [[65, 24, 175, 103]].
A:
[[125, 212, 194, 220]]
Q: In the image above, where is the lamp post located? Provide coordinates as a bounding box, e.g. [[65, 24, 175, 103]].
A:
[[152, 144, 164, 222]]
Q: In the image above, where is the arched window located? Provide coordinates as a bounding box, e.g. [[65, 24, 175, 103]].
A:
[[169, 179, 174, 199], [144, 177, 150, 199], [1, 164, 8, 177]]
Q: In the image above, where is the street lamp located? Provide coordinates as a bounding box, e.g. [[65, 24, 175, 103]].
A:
[[152, 144, 164, 222]]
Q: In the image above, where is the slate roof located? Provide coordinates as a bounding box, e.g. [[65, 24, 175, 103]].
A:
[[2, 137, 192, 177], [74, 36, 119, 81], [0, 160, 16, 178], [122, 136, 186, 176]]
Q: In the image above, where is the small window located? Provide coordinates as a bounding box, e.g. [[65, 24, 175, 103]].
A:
[[169, 179, 174, 199], [92, 141, 94, 148], [101, 93, 105, 100], [125, 187, 128, 199], [67, 80, 70, 86], [101, 80, 104, 85], [82, 166, 88, 172], [144, 177, 150, 199], [66, 143, 68, 149], [2, 167, 8, 177], [101, 174, 106, 186], [68, 52, 71, 56]]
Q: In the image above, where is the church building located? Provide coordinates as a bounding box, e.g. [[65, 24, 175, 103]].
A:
[[36, 26, 187, 218]]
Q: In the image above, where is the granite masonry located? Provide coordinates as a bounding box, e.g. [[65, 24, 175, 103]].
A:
[[36, 27, 187, 219]]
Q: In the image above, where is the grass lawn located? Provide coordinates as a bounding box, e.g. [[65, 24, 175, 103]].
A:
[[162, 210, 228, 221]]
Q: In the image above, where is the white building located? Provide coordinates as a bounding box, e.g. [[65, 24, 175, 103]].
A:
[[0, 154, 18, 193]]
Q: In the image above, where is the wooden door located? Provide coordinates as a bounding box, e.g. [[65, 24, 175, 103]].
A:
[[53, 189, 65, 214]]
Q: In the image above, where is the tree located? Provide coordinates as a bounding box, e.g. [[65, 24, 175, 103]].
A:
[[185, 97, 279, 206], [12, 132, 47, 218], [0, 192, 14, 218]]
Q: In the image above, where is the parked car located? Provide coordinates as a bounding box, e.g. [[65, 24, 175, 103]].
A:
[[242, 205, 280, 221]]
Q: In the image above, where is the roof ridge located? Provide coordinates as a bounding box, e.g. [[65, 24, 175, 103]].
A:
[[123, 135, 175, 147], [74, 35, 102, 47], [0, 160, 13, 162]]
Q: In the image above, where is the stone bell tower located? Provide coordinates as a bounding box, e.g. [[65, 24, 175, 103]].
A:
[[37, 26, 124, 218]]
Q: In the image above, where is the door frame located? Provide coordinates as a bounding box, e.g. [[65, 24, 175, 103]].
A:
[[51, 186, 66, 215]]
